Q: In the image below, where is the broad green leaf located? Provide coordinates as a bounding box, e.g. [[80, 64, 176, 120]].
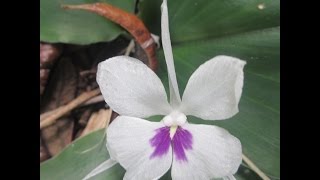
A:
[[140, 0, 279, 43], [40, 129, 125, 180], [40, 0, 135, 44]]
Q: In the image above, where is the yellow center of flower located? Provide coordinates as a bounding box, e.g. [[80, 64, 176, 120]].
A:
[[169, 125, 178, 139]]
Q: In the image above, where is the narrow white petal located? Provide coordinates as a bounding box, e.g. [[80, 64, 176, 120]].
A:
[[97, 56, 172, 118], [107, 116, 172, 180], [171, 124, 242, 179], [82, 159, 117, 180], [161, 0, 181, 107], [180, 55, 246, 120]]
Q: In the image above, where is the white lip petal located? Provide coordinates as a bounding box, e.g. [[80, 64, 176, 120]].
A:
[[107, 116, 172, 180], [180, 55, 246, 120], [97, 56, 172, 118], [171, 124, 242, 180], [161, 0, 182, 107]]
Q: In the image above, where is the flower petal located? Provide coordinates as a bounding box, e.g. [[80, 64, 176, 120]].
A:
[[180, 55, 246, 120], [107, 116, 172, 180], [97, 56, 172, 118], [171, 124, 242, 179], [161, 0, 181, 107]]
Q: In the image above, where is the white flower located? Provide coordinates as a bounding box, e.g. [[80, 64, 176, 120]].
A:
[[85, 0, 246, 179]]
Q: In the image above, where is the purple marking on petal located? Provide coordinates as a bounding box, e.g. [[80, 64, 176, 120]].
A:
[[149, 127, 171, 159], [172, 127, 193, 162]]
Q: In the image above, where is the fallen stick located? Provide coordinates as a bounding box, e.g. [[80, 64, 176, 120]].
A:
[[40, 89, 101, 129], [80, 95, 105, 107], [242, 154, 270, 180], [81, 108, 112, 137], [40, 106, 64, 121]]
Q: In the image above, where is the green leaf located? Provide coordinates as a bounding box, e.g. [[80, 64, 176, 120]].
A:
[[234, 165, 266, 180], [40, 129, 125, 180], [40, 0, 135, 44], [140, 0, 279, 43]]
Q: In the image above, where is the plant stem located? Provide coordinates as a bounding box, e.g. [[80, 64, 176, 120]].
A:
[[242, 154, 270, 180]]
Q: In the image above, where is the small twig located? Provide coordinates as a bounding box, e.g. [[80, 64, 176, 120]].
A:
[[81, 108, 112, 137], [41, 94, 105, 121], [41, 95, 104, 122], [80, 70, 97, 77], [40, 89, 101, 129], [242, 154, 270, 180], [124, 40, 135, 56], [80, 94, 106, 107], [40, 106, 64, 121]]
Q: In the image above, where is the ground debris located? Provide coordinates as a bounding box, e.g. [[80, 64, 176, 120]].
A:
[[40, 37, 130, 163]]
